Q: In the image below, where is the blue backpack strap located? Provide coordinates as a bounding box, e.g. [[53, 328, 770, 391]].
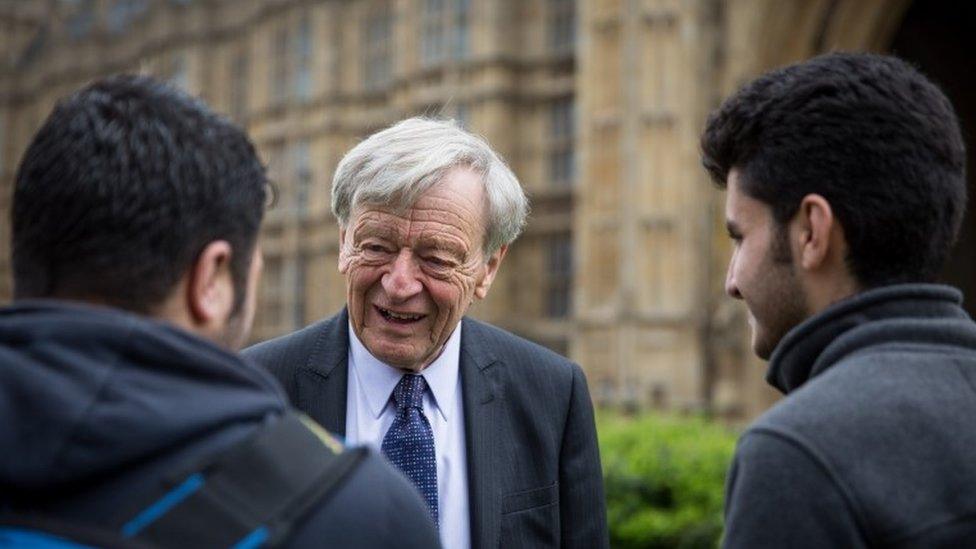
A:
[[0, 527, 100, 549], [121, 412, 365, 548], [0, 514, 150, 548]]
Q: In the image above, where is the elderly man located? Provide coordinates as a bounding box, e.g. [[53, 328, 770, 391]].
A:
[[245, 118, 608, 549]]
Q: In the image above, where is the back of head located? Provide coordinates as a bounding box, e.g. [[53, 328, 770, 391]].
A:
[[701, 52, 967, 287], [12, 74, 267, 314], [330, 117, 529, 256]]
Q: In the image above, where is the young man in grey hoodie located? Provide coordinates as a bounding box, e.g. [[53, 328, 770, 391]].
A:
[[702, 52, 974, 547], [0, 75, 439, 548]]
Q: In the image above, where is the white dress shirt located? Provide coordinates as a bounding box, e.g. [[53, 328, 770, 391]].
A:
[[345, 322, 471, 549]]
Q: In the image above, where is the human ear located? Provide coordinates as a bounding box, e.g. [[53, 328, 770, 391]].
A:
[[474, 244, 508, 300], [795, 194, 835, 271], [338, 227, 351, 274], [187, 240, 235, 326]]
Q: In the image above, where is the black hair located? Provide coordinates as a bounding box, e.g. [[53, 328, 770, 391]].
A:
[[12, 74, 267, 313], [701, 52, 966, 287]]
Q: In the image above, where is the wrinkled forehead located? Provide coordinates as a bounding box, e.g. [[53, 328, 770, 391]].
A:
[[351, 189, 427, 222], [349, 166, 489, 225]]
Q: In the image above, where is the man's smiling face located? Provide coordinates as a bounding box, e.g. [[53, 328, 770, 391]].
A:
[[725, 168, 809, 360], [338, 167, 505, 371]]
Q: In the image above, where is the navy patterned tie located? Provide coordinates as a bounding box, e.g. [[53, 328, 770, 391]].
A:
[[382, 374, 438, 525]]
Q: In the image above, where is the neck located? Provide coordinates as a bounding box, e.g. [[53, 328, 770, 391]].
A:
[[802, 272, 860, 317]]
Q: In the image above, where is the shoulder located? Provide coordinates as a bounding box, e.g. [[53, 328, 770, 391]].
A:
[[462, 317, 588, 411], [462, 316, 578, 376], [759, 345, 963, 437], [754, 342, 976, 472], [243, 311, 346, 371]]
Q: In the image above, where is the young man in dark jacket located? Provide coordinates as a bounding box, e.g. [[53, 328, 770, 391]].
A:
[[702, 52, 975, 547], [0, 75, 439, 548]]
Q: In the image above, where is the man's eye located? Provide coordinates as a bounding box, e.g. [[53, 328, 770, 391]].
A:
[[424, 256, 450, 267], [364, 244, 390, 253]]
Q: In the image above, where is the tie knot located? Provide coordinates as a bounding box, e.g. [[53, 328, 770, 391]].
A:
[[392, 374, 427, 410]]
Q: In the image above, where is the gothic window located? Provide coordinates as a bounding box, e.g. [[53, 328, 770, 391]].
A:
[[271, 26, 290, 105], [548, 0, 575, 54], [261, 255, 284, 330], [293, 253, 307, 329], [168, 52, 188, 90], [363, 7, 392, 91], [421, 0, 470, 67], [549, 96, 575, 187], [65, 0, 95, 40], [107, 0, 149, 34], [454, 102, 469, 129], [295, 18, 313, 100], [546, 233, 573, 318], [293, 141, 312, 216], [230, 48, 249, 120]]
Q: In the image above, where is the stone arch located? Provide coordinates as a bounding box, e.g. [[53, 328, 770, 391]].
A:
[[720, 0, 912, 95], [888, 2, 976, 314]]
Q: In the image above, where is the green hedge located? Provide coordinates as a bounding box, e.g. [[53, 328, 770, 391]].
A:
[[597, 411, 738, 549]]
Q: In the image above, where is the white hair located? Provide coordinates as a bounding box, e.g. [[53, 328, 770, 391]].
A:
[[331, 117, 529, 256]]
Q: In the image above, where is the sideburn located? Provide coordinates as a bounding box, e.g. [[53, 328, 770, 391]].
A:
[[770, 222, 793, 264]]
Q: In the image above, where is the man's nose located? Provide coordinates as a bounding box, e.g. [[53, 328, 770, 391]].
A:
[[725, 254, 742, 300], [382, 249, 423, 301]]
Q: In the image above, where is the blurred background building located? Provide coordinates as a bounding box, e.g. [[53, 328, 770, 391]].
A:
[[0, 0, 972, 421]]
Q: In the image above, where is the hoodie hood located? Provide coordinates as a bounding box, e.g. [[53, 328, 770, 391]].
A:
[[0, 300, 287, 492]]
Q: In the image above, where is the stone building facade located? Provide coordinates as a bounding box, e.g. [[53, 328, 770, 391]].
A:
[[1, 0, 972, 421]]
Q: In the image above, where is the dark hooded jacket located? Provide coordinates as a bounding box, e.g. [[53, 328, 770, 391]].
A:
[[0, 301, 440, 548], [723, 284, 976, 548]]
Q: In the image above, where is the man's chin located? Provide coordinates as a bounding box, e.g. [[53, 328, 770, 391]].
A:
[[751, 330, 776, 361], [381, 356, 428, 372], [365, 340, 427, 371]]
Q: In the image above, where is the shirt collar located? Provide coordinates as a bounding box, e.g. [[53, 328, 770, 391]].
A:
[[348, 321, 462, 422]]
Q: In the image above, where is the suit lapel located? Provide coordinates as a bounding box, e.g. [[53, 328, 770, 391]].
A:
[[461, 318, 503, 549], [296, 308, 350, 437]]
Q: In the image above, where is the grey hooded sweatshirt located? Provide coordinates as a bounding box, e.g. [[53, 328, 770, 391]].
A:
[[723, 284, 976, 548]]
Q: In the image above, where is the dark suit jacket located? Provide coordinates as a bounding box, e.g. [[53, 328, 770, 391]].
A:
[[244, 309, 608, 549]]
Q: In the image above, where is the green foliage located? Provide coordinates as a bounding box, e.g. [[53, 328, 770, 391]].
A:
[[597, 411, 738, 549]]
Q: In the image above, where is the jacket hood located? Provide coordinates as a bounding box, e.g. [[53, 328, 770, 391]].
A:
[[0, 300, 287, 491]]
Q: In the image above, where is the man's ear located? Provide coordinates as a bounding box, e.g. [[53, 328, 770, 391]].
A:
[[793, 194, 838, 272], [338, 227, 350, 274], [474, 244, 508, 300], [187, 240, 235, 326]]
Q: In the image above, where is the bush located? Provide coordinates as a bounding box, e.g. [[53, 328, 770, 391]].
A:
[[597, 411, 738, 549]]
